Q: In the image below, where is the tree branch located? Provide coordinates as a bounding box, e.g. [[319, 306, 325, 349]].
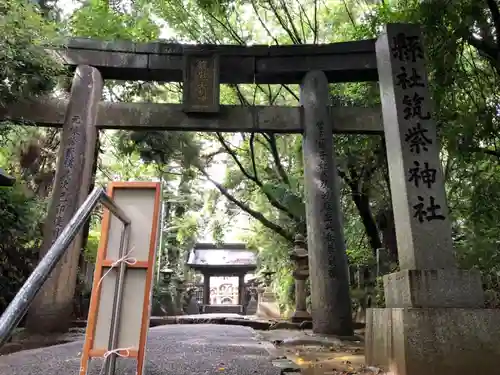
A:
[[266, 0, 301, 44], [342, 0, 356, 27], [297, 1, 315, 41], [486, 0, 500, 50], [282, 84, 300, 102], [198, 167, 294, 242], [313, 0, 318, 44], [465, 33, 500, 74], [215, 132, 301, 222], [279, 0, 303, 44], [467, 145, 500, 160], [249, 133, 259, 180], [251, 0, 280, 45], [205, 11, 246, 45], [262, 133, 291, 187]]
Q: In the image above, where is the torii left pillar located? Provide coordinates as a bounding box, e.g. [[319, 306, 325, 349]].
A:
[[26, 65, 103, 333]]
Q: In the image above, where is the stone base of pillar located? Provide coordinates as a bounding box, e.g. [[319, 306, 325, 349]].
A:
[[383, 269, 484, 308], [26, 302, 73, 333], [290, 310, 312, 323], [366, 308, 500, 375], [246, 297, 257, 315]]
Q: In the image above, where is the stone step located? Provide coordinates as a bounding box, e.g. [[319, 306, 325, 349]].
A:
[[202, 304, 243, 314]]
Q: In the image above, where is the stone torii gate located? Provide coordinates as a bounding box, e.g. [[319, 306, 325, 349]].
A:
[[5, 31, 382, 337], [2, 23, 500, 375]]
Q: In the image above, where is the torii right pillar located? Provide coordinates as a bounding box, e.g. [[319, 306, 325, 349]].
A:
[[366, 23, 500, 375]]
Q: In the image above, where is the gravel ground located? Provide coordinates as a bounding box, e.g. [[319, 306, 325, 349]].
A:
[[0, 324, 282, 375]]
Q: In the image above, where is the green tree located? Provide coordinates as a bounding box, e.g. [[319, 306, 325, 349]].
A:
[[0, 0, 63, 315]]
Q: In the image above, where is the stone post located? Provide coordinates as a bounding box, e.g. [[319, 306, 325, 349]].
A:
[[289, 234, 311, 323], [237, 274, 245, 314], [366, 23, 500, 375], [202, 273, 210, 305], [161, 278, 174, 316], [376, 247, 390, 277], [353, 266, 363, 289], [175, 277, 185, 315], [301, 70, 353, 335], [26, 65, 103, 333], [237, 274, 245, 306]]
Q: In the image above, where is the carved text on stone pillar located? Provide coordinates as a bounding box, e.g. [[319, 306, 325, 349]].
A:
[[389, 31, 448, 226], [52, 119, 83, 241], [183, 53, 220, 113]]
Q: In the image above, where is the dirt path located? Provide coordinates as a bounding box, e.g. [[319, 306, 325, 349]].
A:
[[0, 325, 281, 375], [257, 329, 384, 375]]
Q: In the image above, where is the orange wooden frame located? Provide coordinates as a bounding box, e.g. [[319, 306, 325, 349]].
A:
[[79, 182, 161, 375]]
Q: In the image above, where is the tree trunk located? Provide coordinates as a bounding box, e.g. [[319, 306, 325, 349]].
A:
[[351, 186, 382, 257], [376, 208, 398, 263]]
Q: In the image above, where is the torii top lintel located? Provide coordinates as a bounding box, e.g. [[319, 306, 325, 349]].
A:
[[54, 37, 378, 84]]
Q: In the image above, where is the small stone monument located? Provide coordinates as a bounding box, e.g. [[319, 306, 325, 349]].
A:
[[289, 234, 312, 323], [153, 266, 175, 316], [246, 287, 258, 315], [183, 283, 200, 315], [256, 267, 281, 319], [174, 276, 186, 316]]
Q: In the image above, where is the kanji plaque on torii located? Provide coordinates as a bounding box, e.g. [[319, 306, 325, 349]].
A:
[[182, 52, 220, 113]]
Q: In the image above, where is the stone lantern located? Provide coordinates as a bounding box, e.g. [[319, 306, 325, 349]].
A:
[[182, 282, 197, 314], [0, 168, 15, 187], [158, 266, 174, 315], [160, 266, 174, 285], [289, 234, 311, 323], [260, 266, 275, 288]]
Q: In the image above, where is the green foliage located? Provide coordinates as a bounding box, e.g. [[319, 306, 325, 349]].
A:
[[84, 229, 101, 263], [0, 0, 62, 107], [0, 0, 64, 314], [69, 0, 160, 41], [0, 184, 44, 313]]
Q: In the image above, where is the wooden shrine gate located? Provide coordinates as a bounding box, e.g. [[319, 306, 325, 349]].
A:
[[2, 23, 499, 375]]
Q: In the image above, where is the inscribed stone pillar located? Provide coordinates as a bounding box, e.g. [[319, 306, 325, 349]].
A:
[[26, 65, 103, 333], [366, 24, 500, 375], [203, 274, 210, 305], [375, 23, 483, 307], [301, 71, 353, 335], [377, 25, 455, 271]]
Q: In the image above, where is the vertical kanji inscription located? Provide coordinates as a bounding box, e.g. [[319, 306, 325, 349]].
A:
[[376, 23, 455, 269]]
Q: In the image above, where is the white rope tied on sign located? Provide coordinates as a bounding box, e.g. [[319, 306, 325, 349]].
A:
[[96, 246, 137, 290], [98, 347, 135, 375], [103, 347, 133, 359], [92, 248, 137, 375]]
